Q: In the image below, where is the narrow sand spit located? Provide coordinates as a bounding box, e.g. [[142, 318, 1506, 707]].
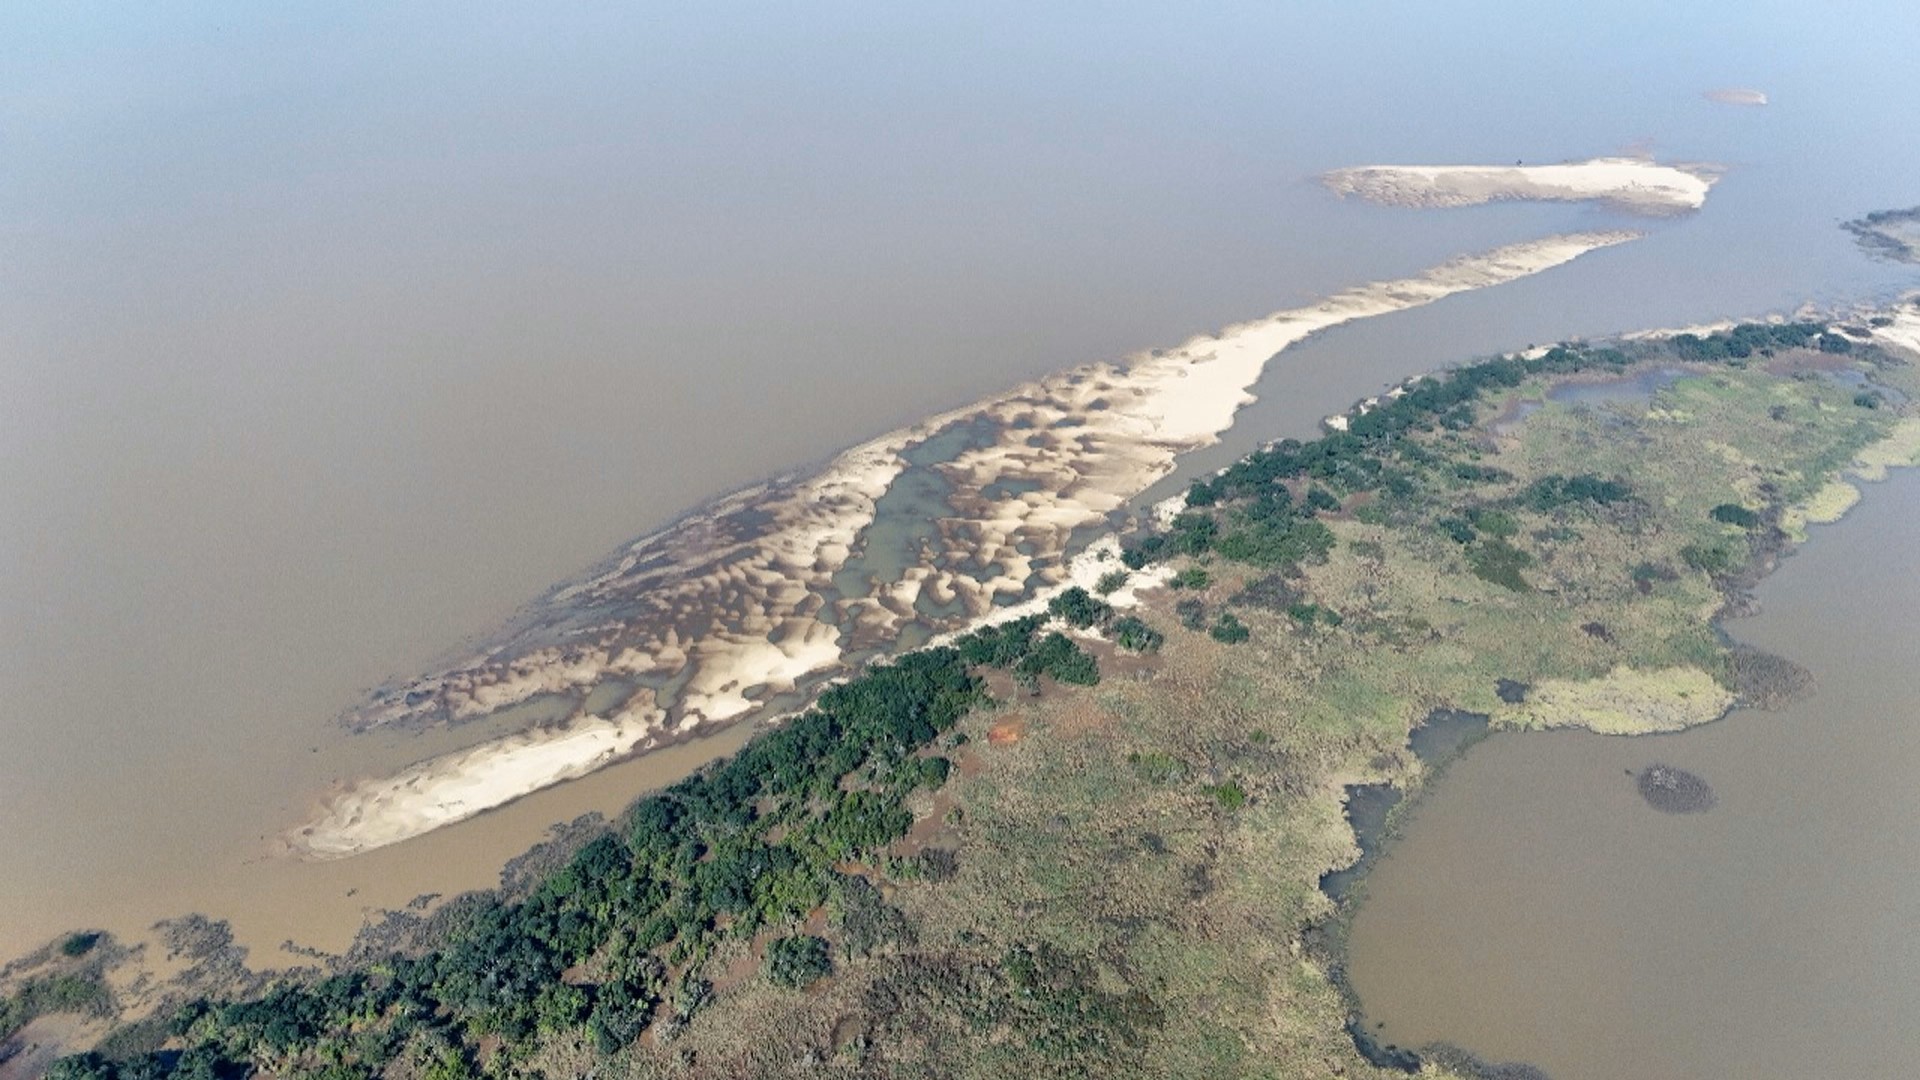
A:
[[294, 231, 1640, 858], [1321, 157, 1718, 216]]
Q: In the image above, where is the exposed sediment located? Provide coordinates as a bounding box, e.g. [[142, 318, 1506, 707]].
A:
[[1842, 206, 1920, 264], [293, 231, 1642, 858], [1321, 156, 1718, 216]]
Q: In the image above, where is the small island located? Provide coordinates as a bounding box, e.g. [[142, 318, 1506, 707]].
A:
[[1320, 156, 1719, 216], [1637, 764, 1717, 813]]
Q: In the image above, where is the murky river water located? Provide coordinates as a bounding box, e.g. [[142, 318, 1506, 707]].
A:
[[4, 3, 1919, 966], [1347, 466, 1920, 1079]]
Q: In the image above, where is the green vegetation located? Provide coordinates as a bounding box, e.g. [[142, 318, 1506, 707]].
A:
[[1107, 615, 1165, 653], [957, 614, 1101, 687], [1521, 472, 1632, 512], [1174, 597, 1207, 630], [1046, 586, 1111, 629], [1681, 540, 1740, 575], [1126, 751, 1185, 784], [764, 935, 832, 989], [40, 616, 1110, 1079], [2, 972, 110, 1041], [1710, 503, 1760, 528], [1093, 569, 1129, 595], [1015, 631, 1100, 686], [43, 320, 1918, 1079], [1201, 780, 1248, 811], [1468, 507, 1519, 538], [1467, 536, 1534, 591], [1209, 612, 1251, 644], [1168, 566, 1211, 590], [1285, 602, 1344, 628]]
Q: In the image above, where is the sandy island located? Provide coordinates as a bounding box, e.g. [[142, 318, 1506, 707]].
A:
[[1321, 156, 1718, 216], [293, 230, 1642, 859]]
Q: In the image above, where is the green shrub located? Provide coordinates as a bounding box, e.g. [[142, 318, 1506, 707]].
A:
[[766, 935, 833, 989], [1469, 508, 1520, 538], [1175, 598, 1207, 630], [1209, 614, 1250, 644], [1681, 541, 1739, 575], [1285, 602, 1343, 628], [1468, 537, 1533, 591], [1048, 586, 1112, 629], [1094, 569, 1129, 595], [1709, 503, 1759, 528], [1108, 616, 1165, 653], [1170, 567, 1211, 590], [1523, 474, 1631, 512], [1201, 781, 1247, 811], [1213, 518, 1335, 568], [1016, 632, 1101, 685]]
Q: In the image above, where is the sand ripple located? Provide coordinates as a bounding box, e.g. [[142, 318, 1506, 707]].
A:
[[293, 230, 1642, 858]]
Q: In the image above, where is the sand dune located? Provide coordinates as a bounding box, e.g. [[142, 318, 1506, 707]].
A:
[[1321, 157, 1717, 216], [292, 230, 1640, 858]]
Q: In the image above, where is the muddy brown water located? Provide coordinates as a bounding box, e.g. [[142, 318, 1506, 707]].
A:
[[1346, 466, 1920, 1079], [9, 3, 1920, 973]]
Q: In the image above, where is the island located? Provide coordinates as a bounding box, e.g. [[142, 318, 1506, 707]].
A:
[[1320, 156, 1719, 216], [10, 295, 1918, 1079]]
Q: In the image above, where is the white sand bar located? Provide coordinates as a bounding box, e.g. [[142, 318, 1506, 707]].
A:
[[293, 230, 1639, 859], [1321, 157, 1718, 216]]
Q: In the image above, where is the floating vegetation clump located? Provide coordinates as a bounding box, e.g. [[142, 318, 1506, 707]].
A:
[[1637, 764, 1716, 813], [1729, 646, 1814, 710]]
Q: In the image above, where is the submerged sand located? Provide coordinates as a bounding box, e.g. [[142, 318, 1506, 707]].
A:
[[293, 231, 1642, 858], [1321, 156, 1718, 216]]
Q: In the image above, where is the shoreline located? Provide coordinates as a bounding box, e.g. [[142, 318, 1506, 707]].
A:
[[1330, 466, 1920, 1079], [293, 231, 1641, 859], [1313, 305, 1920, 1071], [18, 298, 1919, 1076]]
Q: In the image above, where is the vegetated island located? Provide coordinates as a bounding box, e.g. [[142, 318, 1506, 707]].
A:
[[1637, 764, 1717, 813], [1321, 156, 1718, 216], [10, 302, 1920, 1080]]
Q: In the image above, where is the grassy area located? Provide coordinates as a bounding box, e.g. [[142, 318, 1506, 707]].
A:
[[559, 333, 1914, 1078], [37, 325, 1920, 1079]]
